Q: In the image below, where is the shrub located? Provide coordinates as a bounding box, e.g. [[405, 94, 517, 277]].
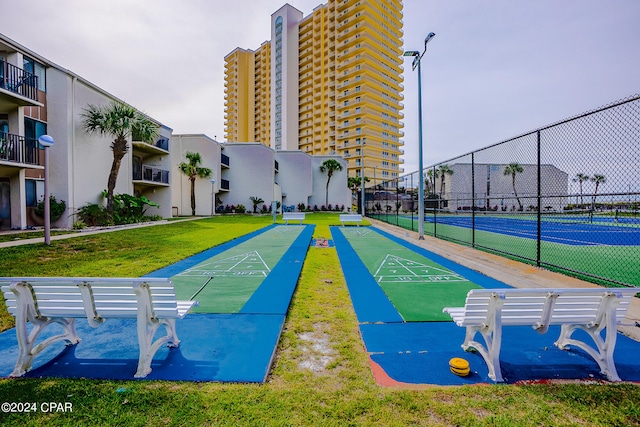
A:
[[111, 193, 159, 224], [236, 204, 246, 214], [76, 203, 113, 227], [76, 193, 160, 226], [34, 195, 66, 220]]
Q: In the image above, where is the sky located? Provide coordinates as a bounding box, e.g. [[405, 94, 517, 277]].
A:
[[0, 0, 638, 174]]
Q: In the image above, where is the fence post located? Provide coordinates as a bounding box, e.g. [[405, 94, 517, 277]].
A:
[[432, 166, 437, 237], [536, 130, 542, 267], [471, 153, 475, 248]]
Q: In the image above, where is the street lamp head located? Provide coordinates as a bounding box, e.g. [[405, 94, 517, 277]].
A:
[[38, 135, 54, 148], [424, 32, 436, 46], [403, 50, 419, 57]]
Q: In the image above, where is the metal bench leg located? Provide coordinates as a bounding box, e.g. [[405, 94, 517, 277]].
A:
[[134, 282, 181, 378], [554, 293, 622, 381], [555, 314, 621, 381], [462, 323, 504, 382], [135, 316, 180, 378], [9, 282, 80, 377]]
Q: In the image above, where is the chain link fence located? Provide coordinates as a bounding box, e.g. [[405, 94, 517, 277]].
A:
[[367, 94, 640, 287]]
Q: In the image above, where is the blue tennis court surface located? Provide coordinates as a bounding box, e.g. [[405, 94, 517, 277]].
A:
[[423, 214, 640, 246], [0, 224, 314, 382], [333, 226, 640, 386]]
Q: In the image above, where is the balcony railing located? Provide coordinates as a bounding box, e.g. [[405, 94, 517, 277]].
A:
[[0, 132, 43, 166], [133, 165, 169, 184], [0, 60, 39, 102], [154, 138, 169, 151]]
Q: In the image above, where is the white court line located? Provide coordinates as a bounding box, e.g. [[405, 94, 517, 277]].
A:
[[374, 254, 466, 283]]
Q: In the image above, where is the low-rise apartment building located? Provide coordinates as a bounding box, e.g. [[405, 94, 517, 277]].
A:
[[1, 33, 349, 230]]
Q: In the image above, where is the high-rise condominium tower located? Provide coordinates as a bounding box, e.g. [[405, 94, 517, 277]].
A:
[[224, 0, 404, 187]]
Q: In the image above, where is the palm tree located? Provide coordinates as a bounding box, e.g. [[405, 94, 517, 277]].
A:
[[82, 102, 158, 213], [178, 151, 212, 216], [503, 162, 524, 211], [249, 196, 265, 214], [425, 169, 437, 196], [590, 174, 606, 212], [348, 176, 368, 212], [437, 164, 454, 208], [348, 176, 369, 192], [573, 173, 590, 206], [320, 159, 343, 207]]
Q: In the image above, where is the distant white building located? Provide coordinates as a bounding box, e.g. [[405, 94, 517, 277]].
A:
[[171, 140, 350, 216], [440, 163, 569, 212]]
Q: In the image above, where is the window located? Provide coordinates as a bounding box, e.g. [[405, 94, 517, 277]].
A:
[[23, 56, 46, 92], [24, 117, 47, 141]]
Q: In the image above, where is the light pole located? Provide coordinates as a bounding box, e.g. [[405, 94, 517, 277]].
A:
[[404, 31, 435, 240], [38, 135, 55, 245]]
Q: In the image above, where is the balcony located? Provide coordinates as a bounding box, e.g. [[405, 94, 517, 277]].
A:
[[132, 137, 170, 155], [0, 60, 42, 108], [132, 165, 169, 186], [0, 132, 43, 167]]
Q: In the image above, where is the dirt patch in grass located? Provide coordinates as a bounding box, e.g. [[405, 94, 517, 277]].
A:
[[297, 323, 336, 374]]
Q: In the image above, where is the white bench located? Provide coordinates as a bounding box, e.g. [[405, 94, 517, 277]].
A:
[[282, 212, 305, 225], [1, 277, 198, 378], [443, 287, 639, 382], [340, 213, 363, 226]]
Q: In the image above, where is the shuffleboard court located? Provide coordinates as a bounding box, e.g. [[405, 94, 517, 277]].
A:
[[338, 226, 482, 321], [333, 225, 640, 385], [170, 226, 304, 313], [0, 224, 314, 383]]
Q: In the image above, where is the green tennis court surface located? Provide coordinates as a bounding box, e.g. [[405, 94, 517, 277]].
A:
[[171, 226, 304, 313], [340, 228, 481, 321]]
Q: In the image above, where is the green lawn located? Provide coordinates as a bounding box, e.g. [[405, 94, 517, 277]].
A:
[[1, 214, 639, 426]]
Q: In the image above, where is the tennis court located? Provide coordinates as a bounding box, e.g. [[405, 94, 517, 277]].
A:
[[375, 211, 640, 286], [424, 212, 640, 246]]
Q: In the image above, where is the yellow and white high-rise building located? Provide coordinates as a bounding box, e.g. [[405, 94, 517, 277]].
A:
[[224, 0, 404, 187]]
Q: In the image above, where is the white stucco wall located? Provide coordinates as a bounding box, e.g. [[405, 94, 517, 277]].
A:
[[219, 143, 276, 212], [171, 134, 221, 216], [275, 150, 312, 210], [44, 67, 173, 226], [310, 156, 351, 210]]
